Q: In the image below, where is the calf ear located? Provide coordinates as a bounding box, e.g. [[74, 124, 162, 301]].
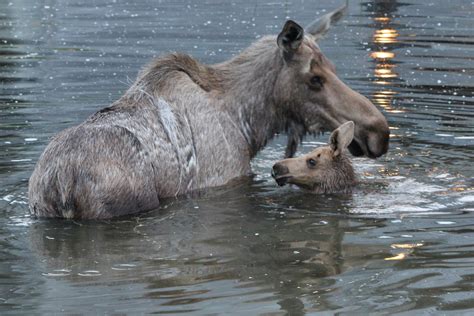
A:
[[329, 121, 354, 157], [277, 20, 304, 58], [305, 1, 348, 41]]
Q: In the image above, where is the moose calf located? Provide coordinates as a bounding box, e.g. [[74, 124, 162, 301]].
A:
[[272, 121, 356, 193]]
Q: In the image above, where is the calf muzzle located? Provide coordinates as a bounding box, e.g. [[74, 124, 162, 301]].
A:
[[271, 163, 291, 186]]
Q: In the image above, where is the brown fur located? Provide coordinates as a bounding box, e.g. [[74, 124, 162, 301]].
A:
[[135, 53, 225, 94], [29, 6, 389, 219], [272, 121, 356, 193]]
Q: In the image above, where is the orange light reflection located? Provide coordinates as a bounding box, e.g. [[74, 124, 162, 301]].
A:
[[370, 51, 395, 60], [370, 17, 401, 113], [372, 89, 405, 113], [374, 28, 399, 44], [385, 253, 406, 261], [374, 17, 391, 23]]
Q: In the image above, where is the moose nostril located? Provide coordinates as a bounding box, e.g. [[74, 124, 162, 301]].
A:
[[272, 163, 289, 177], [271, 165, 278, 178]]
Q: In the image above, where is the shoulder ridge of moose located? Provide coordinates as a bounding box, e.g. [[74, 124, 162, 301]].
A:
[[28, 2, 389, 219]]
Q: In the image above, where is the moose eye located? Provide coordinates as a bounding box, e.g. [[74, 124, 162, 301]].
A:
[[309, 76, 323, 88], [307, 158, 317, 168]]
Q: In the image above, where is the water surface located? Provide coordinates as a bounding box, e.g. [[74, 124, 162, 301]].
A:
[[1, 0, 473, 314]]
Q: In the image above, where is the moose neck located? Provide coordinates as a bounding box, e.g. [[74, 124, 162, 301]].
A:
[[216, 37, 285, 157], [127, 38, 287, 159]]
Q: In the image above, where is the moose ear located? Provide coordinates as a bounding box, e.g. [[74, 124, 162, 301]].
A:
[[277, 20, 304, 56], [329, 121, 355, 157], [305, 1, 348, 41]]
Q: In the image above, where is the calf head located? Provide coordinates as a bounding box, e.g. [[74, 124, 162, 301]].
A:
[[273, 3, 390, 158], [272, 121, 356, 193]]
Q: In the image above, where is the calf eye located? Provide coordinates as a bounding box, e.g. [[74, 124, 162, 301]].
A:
[[309, 76, 323, 89], [307, 158, 317, 168]]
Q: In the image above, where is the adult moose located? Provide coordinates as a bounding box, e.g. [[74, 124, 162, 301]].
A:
[[29, 3, 389, 219]]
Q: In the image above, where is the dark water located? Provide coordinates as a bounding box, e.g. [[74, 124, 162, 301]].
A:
[[1, 0, 473, 314]]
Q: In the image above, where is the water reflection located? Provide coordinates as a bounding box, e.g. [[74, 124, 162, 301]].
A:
[[385, 242, 424, 261], [0, 5, 43, 191], [26, 184, 366, 313], [366, 0, 403, 114], [373, 28, 399, 45]]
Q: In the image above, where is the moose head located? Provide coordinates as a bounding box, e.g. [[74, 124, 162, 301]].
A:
[[273, 3, 389, 158]]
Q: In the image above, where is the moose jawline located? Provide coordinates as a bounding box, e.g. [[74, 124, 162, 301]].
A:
[[274, 176, 314, 191], [274, 175, 292, 186]]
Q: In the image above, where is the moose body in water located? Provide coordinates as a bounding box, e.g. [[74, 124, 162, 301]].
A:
[[272, 121, 356, 193], [29, 4, 389, 219]]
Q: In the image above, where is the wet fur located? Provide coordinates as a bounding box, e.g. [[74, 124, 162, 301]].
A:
[[29, 39, 300, 219], [301, 153, 355, 194], [29, 9, 388, 219], [273, 121, 356, 194]]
